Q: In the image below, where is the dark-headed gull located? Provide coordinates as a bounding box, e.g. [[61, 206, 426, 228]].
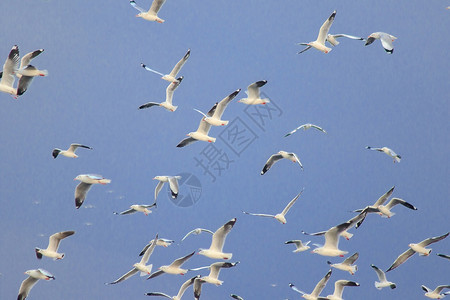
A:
[[74, 174, 111, 209], [284, 123, 327, 137], [237, 80, 269, 105], [181, 228, 214, 242], [130, 0, 166, 23], [114, 204, 156, 216], [176, 108, 216, 147], [261, 151, 303, 175], [371, 264, 396, 290], [365, 32, 397, 54], [422, 285, 450, 299], [35, 230, 75, 260], [141, 49, 190, 83], [52, 143, 92, 159], [366, 146, 401, 162], [145, 275, 200, 299], [138, 77, 183, 112], [327, 252, 359, 275], [147, 251, 195, 280], [325, 280, 360, 300], [17, 48, 44, 77], [285, 240, 311, 253], [193, 89, 241, 126], [0, 45, 19, 97], [153, 175, 180, 201], [297, 11, 336, 54], [386, 232, 449, 272], [192, 262, 239, 299], [199, 218, 236, 260], [242, 189, 303, 224], [18, 269, 55, 300], [326, 34, 365, 46], [289, 269, 332, 299]]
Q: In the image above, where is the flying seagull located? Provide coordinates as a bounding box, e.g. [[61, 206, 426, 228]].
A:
[[261, 151, 303, 175], [15, 65, 48, 97], [237, 80, 269, 105], [326, 33, 365, 46], [328, 252, 359, 275], [242, 189, 304, 224], [147, 251, 195, 280], [297, 11, 337, 54], [35, 230, 75, 260], [285, 240, 311, 253], [130, 0, 166, 23], [18, 269, 55, 300], [193, 89, 241, 126], [145, 275, 200, 299], [153, 175, 181, 201], [371, 264, 396, 290], [181, 228, 214, 242], [52, 143, 92, 159], [141, 49, 190, 83], [199, 218, 236, 260], [138, 77, 183, 112], [422, 285, 450, 299], [284, 123, 327, 137], [386, 232, 450, 272], [113, 204, 156, 216], [17, 48, 45, 77], [139, 238, 175, 256], [74, 174, 111, 209], [0, 45, 19, 97], [365, 32, 397, 54], [192, 262, 240, 299], [176, 106, 217, 147], [325, 280, 360, 300], [366, 146, 401, 162], [289, 269, 332, 299]]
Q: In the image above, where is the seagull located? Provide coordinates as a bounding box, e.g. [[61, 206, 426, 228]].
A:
[[130, 0, 166, 23], [139, 238, 175, 255], [327, 253, 359, 275], [74, 174, 111, 209], [176, 107, 217, 147], [242, 189, 304, 224], [0, 45, 19, 97], [261, 151, 303, 175], [370, 264, 396, 290], [422, 285, 450, 299], [237, 80, 269, 105], [284, 123, 327, 137], [285, 240, 311, 253], [297, 11, 336, 54], [138, 77, 183, 112], [106, 234, 158, 285], [192, 262, 239, 299], [289, 269, 332, 300], [181, 228, 214, 242], [193, 89, 241, 126], [18, 269, 55, 300], [325, 280, 360, 300], [35, 230, 75, 260], [366, 146, 401, 162], [230, 294, 244, 300], [141, 49, 190, 83], [16, 48, 44, 77], [147, 251, 195, 280], [145, 275, 200, 299], [437, 253, 450, 260], [199, 218, 236, 260], [14, 64, 48, 97], [113, 204, 156, 216], [387, 232, 449, 272], [365, 32, 397, 54], [52, 143, 92, 159], [153, 175, 181, 201], [326, 34, 365, 46], [353, 186, 395, 213]]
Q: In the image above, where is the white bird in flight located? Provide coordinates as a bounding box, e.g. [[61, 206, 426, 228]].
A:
[[147, 251, 195, 280], [365, 32, 397, 54], [199, 218, 236, 260], [238, 80, 269, 105], [181, 228, 214, 242], [35, 230, 75, 260], [327, 252, 359, 275], [193, 89, 241, 126], [370, 264, 396, 290], [113, 204, 156, 216], [285, 240, 311, 253], [297, 11, 336, 54], [176, 106, 217, 147], [326, 33, 365, 46], [422, 285, 450, 299], [145, 275, 200, 299], [366, 146, 401, 163], [52, 143, 92, 159], [289, 269, 332, 300], [139, 238, 175, 256], [153, 175, 181, 201], [130, 0, 166, 23], [74, 174, 111, 209], [18, 269, 55, 300], [284, 123, 327, 137], [261, 151, 303, 175], [141, 49, 190, 83], [138, 77, 183, 112], [192, 261, 240, 299], [325, 280, 360, 300]]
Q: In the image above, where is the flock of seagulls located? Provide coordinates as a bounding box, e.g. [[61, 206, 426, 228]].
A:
[[5, 1, 448, 299]]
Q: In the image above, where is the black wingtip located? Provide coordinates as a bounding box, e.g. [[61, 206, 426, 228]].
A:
[[35, 248, 43, 259], [385, 48, 394, 54]]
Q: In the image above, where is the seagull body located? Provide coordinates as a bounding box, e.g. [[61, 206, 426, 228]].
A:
[[422, 285, 450, 299], [327, 253, 359, 275], [370, 264, 396, 290], [325, 280, 360, 300], [181, 228, 214, 242], [145, 275, 200, 299], [289, 269, 332, 300], [74, 174, 111, 209], [176, 106, 217, 147], [285, 240, 311, 253], [52, 143, 92, 159], [138, 77, 183, 112], [35, 230, 75, 260], [16, 65, 47, 78], [0, 45, 19, 96], [353, 186, 395, 215], [114, 204, 156, 216], [130, 0, 166, 23], [107, 235, 158, 285], [139, 238, 175, 256], [238, 80, 269, 105], [242, 190, 303, 224], [284, 123, 327, 137], [297, 11, 336, 54], [199, 218, 236, 260], [154, 175, 181, 200], [17, 48, 44, 78], [326, 34, 364, 46], [147, 251, 195, 279], [366, 146, 401, 162], [18, 269, 55, 300], [365, 32, 397, 54], [377, 198, 417, 218], [386, 232, 450, 272], [193, 89, 240, 126], [141, 49, 190, 83], [261, 150, 303, 175]]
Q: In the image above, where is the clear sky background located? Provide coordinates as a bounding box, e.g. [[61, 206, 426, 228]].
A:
[[0, 1, 449, 299]]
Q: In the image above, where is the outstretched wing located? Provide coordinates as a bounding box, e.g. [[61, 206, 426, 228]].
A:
[[106, 268, 138, 285], [281, 189, 304, 216], [169, 49, 190, 78], [260, 153, 283, 175], [129, 0, 146, 13], [317, 11, 336, 44]]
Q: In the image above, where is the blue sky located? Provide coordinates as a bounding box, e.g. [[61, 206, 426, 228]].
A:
[[0, 1, 449, 299]]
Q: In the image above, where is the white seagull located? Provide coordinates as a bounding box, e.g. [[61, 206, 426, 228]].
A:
[[106, 234, 158, 285], [16, 48, 45, 77], [242, 189, 304, 224], [327, 252, 359, 275], [0, 45, 19, 97], [15, 65, 48, 97], [297, 11, 336, 54], [145, 275, 200, 299], [181, 228, 214, 242], [35, 230, 75, 260], [422, 285, 450, 299], [130, 0, 166, 23], [52, 143, 92, 159], [261, 151, 303, 175], [114, 204, 156, 216], [284, 123, 327, 137], [74, 174, 111, 209], [153, 175, 181, 201], [237, 80, 269, 105], [139, 238, 175, 256], [193, 89, 241, 126], [199, 218, 236, 260], [370, 198, 417, 218], [138, 77, 183, 112], [365, 32, 397, 54], [141, 49, 190, 83], [18, 269, 55, 300], [285, 240, 311, 253], [371, 264, 396, 290], [386, 232, 450, 272], [176, 107, 217, 147], [147, 251, 195, 279], [192, 262, 239, 299], [326, 33, 365, 46], [366, 146, 401, 163], [325, 280, 360, 300], [289, 269, 332, 300]]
